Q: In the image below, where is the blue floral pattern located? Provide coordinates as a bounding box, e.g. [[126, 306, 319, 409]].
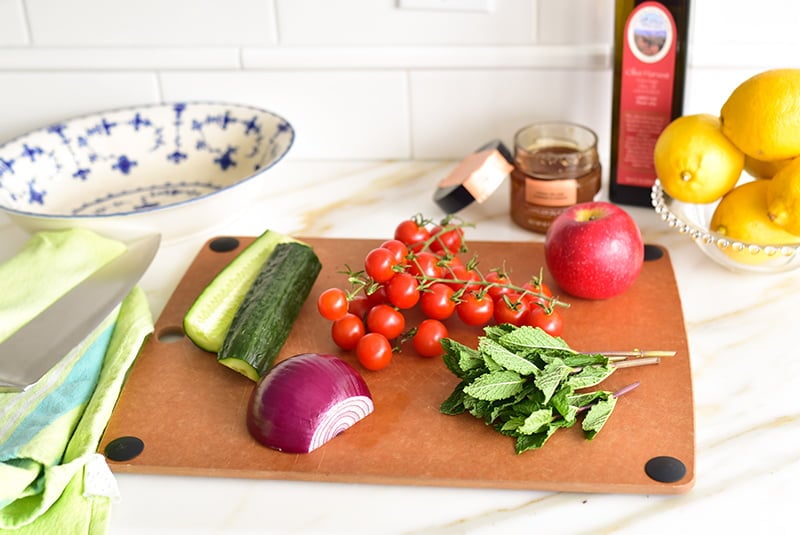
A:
[[0, 102, 294, 218]]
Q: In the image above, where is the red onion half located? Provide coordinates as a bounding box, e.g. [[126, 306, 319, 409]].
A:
[[247, 353, 374, 453]]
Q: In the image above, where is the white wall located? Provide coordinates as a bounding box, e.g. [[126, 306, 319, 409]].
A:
[[1, 0, 799, 166]]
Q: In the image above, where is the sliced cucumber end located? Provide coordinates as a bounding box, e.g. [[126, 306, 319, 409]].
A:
[[218, 357, 260, 382]]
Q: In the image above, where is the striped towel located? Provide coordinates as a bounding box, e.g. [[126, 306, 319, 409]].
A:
[[0, 229, 154, 534]]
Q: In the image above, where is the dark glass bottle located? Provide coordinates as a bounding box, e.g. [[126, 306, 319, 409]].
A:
[[609, 0, 691, 207]]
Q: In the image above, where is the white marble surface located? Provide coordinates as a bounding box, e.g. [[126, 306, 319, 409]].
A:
[[2, 160, 799, 534]]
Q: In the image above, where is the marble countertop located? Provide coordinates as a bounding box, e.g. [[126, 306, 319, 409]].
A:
[[2, 160, 799, 534]]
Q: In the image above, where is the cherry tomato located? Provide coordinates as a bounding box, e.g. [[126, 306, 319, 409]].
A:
[[412, 319, 449, 358], [485, 271, 514, 301], [331, 313, 366, 350], [347, 294, 371, 319], [493, 293, 529, 326], [364, 247, 397, 283], [445, 264, 480, 293], [456, 292, 494, 327], [356, 332, 393, 371], [366, 304, 406, 340], [385, 272, 420, 309], [419, 282, 456, 320], [365, 285, 388, 307], [429, 225, 464, 255], [409, 251, 444, 279], [317, 287, 349, 321], [379, 239, 409, 266], [525, 306, 564, 337], [394, 219, 431, 252], [521, 280, 554, 306]]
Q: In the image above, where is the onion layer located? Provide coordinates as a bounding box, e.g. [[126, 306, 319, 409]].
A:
[[246, 352, 374, 453]]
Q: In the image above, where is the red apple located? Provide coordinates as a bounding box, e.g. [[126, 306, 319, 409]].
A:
[[544, 201, 644, 300]]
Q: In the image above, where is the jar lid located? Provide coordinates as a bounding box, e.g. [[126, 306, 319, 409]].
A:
[[433, 140, 513, 213]]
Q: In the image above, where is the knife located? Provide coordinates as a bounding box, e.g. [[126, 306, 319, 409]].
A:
[[0, 232, 160, 392]]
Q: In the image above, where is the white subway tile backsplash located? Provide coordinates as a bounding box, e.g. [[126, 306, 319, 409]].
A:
[[275, 0, 536, 45], [25, 0, 277, 46], [0, 0, 27, 46], [159, 70, 410, 160], [409, 69, 612, 161], [691, 0, 800, 47], [242, 45, 609, 70], [0, 0, 797, 161], [0, 47, 240, 70], [537, 0, 614, 45], [0, 72, 159, 142]]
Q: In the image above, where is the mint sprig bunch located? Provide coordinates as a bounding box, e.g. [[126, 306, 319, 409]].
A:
[[440, 324, 639, 454]]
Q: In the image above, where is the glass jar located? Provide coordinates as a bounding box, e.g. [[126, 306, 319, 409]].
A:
[[510, 122, 602, 233]]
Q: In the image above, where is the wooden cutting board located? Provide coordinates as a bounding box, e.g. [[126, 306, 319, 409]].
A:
[[99, 236, 695, 494]]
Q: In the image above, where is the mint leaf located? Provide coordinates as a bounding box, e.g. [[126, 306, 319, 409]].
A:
[[517, 408, 554, 435], [439, 381, 467, 415], [534, 358, 574, 404], [556, 352, 608, 367], [478, 337, 539, 375], [441, 338, 483, 378], [498, 326, 573, 353], [567, 364, 615, 389], [582, 395, 617, 440], [463, 370, 524, 401]]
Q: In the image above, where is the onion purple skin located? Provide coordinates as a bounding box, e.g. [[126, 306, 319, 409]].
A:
[[247, 352, 374, 454]]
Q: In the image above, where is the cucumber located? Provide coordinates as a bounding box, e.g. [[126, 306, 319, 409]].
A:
[[217, 241, 322, 381], [183, 230, 299, 353]]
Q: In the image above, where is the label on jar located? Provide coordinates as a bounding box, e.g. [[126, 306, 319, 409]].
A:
[[524, 178, 578, 207], [616, 2, 678, 188]]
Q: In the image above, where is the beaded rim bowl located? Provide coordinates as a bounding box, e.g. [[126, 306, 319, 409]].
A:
[[651, 180, 800, 273], [0, 102, 294, 241]]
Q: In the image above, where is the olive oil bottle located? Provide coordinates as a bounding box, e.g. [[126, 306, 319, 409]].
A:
[[609, 0, 690, 207]]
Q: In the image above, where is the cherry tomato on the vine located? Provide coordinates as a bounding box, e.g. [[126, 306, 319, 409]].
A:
[[521, 280, 554, 306], [347, 294, 371, 319], [365, 285, 388, 308], [317, 287, 349, 321], [409, 251, 445, 279], [379, 239, 409, 266], [445, 264, 480, 293], [366, 304, 406, 340], [412, 319, 449, 358], [394, 219, 431, 252], [330, 313, 366, 350], [456, 292, 494, 327], [493, 293, 529, 326], [485, 271, 514, 301], [525, 306, 564, 337], [356, 332, 393, 371], [385, 272, 420, 309], [429, 225, 464, 255], [364, 247, 397, 283], [419, 282, 456, 320]]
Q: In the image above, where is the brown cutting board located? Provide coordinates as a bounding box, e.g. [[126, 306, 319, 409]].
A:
[[99, 237, 695, 494]]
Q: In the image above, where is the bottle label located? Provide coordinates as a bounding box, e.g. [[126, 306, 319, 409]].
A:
[[617, 2, 678, 188]]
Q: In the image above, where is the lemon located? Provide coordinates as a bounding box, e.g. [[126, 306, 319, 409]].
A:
[[744, 155, 791, 180], [766, 155, 800, 234], [720, 68, 800, 161], [710, 180, 800, 265], [653, 114, 745, 204]]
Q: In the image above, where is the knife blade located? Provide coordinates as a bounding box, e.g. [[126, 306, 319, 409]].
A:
[[0, 232, 160, 392]]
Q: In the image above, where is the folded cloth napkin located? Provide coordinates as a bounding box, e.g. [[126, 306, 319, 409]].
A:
[[0, 229, 154, 534]]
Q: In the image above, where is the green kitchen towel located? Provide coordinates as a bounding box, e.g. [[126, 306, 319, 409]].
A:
[[0, 229, 154, 534]]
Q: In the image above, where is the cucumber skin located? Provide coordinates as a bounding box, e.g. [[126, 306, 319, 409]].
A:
[[217, 242, 322, 381], [183, 230, 293, 353]]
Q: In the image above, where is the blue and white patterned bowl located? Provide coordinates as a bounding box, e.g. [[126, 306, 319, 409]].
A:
[[0, 102, 294, 240]]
